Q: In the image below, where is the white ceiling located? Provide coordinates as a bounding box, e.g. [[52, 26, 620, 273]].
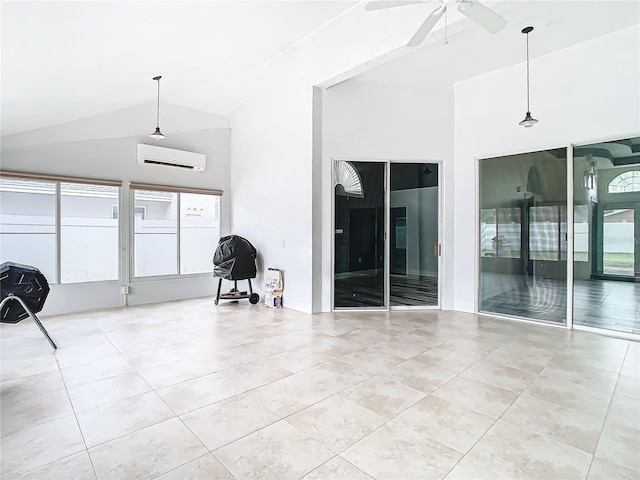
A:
[[1, 0, 357, 136], [348, 0, 640, 87], [2, 0, 638, 138]]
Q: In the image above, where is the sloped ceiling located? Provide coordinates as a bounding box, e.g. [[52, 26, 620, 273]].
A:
[[0, 0, 358, 137], [2, 0, 638, 141], [347, 0, 640, 87]]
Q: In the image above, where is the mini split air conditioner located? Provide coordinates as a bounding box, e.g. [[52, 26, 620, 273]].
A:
[[136, 144, 206, 172]]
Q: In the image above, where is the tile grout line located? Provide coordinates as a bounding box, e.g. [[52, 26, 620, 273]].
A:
[[438, 333, 566, 478], [166, 348, 390, 476], [56, 350, 99, 480], [276, 328, 533, 479], [289, 336, 507, 478], [584, 341, 630, 479]]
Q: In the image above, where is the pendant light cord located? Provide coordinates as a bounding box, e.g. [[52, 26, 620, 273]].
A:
[[156, 78, 161, 129], [444, 6, 448, 44], [525, 32, 531, 112]]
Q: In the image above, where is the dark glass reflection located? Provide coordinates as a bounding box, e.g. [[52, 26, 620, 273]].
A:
[[334, 161, 386, 308], [479, 149, 568, 324], [573, 136, 640, 334], [390, 163, 439, 306]]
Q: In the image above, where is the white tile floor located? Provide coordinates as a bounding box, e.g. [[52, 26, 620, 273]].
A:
[[1, 298, 639, 479]]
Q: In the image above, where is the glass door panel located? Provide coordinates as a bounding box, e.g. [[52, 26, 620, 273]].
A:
[[389, 163, 439, 307], [334, 161, 386, 308], [479, 149, 567, 325], [530, 206, 560, 261], [390, 207, 407, 275], [603, 208, 634, 276], [573, 136, 640, 334]]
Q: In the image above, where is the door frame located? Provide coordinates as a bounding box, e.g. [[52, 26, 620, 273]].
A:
[[331, 158, 443, 311], [475, 148, 570, 328], [474, 137, 640, 341], [597, 202, 637, 280]]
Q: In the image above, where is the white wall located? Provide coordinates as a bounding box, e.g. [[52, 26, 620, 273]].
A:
[[453, 25, 640, 313], [322, 80, 454, 310], [230, 4, 439, 313], [231, 77, 314, 313], [233, 77, 454, 313], [1, 124, 231, 315]]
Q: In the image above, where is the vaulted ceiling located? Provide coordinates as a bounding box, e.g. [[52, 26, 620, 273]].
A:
[[2, 1, 638, 138], [1, 1, 357, 136]]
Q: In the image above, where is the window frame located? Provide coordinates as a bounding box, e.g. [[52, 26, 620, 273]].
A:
[[608, 169, 640, 194], [0, 170, 122, 285], [480, 206, 523, 259], [129, 182, 223, 281]]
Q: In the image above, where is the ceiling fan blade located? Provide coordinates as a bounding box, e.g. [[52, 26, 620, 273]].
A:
[[407, 4, 446, 47], [456, 0, 507, 33], [365, 1, 426, 11]]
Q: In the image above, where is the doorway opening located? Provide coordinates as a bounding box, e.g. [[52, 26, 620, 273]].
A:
[[333, 161, 440, 310]]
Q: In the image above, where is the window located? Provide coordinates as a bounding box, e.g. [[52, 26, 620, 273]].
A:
[[573, 205, 590, 262], [131, 184, 221, 278], [480, 207, 521, 258], [0, 174, 121, 284], [0, 179, 57, 280], [529, 205, 567, 261], [60, 183, 119, 283], [608, 170, 640, 193]]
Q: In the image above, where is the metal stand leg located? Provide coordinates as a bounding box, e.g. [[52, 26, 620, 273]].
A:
[[247, 279, 253, 295], [215, 278, 222, 305], [0, 295, 57, 349]]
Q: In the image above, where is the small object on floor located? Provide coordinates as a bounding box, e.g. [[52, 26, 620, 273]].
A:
[[264, 268, 284, 308]]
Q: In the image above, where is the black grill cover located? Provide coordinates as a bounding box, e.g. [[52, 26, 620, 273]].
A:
[[213, 235, 257, 280], [1, 262, 50, 323]]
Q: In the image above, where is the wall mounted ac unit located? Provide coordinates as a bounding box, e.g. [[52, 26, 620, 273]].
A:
[[136, 144, 206, 172]]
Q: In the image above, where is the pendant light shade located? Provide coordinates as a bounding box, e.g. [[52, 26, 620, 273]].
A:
[[583, 154, 597, 190], [150, 127, 165, 140], [519, 26, 538, 128], [519, 111, 538, 128], [150, 75, 165, 140]]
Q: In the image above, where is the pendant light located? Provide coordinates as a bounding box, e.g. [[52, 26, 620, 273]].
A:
[[583, 154, 597, 190], [150, 75, 165, 140], [519, 26, 538, 128]]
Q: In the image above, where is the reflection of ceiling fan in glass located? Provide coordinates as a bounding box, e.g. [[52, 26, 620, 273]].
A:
[[366, 0, 508, 47], [334, 161, 364, 198]]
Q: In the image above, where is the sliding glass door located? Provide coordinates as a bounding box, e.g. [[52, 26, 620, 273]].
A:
[[334, 161, 386, 308], [333, 160, 440, 309], [573, 136, 640, 335], [389, 163, 439, 307], [478, 148, 568, 325], [478, 136, 639, 336]]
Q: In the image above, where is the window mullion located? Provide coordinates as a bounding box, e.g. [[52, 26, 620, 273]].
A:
[[177, 193, 181, 275], [55, 182, 62, 284], [495, 209, 500, 258]]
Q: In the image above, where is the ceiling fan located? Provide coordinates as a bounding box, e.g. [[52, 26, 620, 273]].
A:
[[365, 0, 508, 47]]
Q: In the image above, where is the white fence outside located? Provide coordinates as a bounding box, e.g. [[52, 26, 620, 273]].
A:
[[481, 222, 634, 255]]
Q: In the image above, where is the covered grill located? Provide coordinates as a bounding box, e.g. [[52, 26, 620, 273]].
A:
[[213, 235, 259, 305]]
